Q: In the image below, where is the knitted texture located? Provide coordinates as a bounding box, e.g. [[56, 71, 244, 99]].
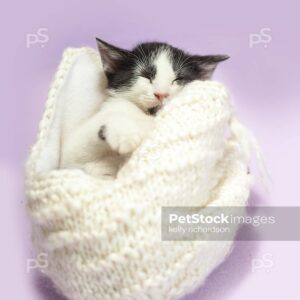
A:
[[26, 48, 252, 300]]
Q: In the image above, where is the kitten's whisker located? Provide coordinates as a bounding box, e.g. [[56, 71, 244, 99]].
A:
[[177, 56, 192, 73], [131, 55, 144, 70], [176, 51, 186, 70], [138, 45, 150, 66], [128, 51, 145, 71]]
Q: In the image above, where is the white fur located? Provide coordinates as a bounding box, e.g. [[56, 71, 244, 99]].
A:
[[153, 51, 176, 93], [61, 49, 183, 178]]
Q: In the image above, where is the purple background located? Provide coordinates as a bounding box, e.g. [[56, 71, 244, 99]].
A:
[[1, 0, 299, 299]]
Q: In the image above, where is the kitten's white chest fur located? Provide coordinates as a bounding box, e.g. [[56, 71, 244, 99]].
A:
[[60, 95, 155, 178]]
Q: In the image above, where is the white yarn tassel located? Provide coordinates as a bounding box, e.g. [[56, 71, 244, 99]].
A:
[[229, 116, 271, 190]]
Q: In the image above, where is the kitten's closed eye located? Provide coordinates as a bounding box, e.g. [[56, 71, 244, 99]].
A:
[[172, 77, 184, 83], [139, 74, 152, 82], [140, 65, 156, 83]]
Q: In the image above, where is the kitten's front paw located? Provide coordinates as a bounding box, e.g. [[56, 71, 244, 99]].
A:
[[109, 133, 143, 154], [101, 118, 154, 154]]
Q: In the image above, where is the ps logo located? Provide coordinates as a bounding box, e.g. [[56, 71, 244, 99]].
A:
[[249, 28, 272, 48], [26, 253, 48, 273], [251, 253, 274, 273], [26, 28, 49, 48]]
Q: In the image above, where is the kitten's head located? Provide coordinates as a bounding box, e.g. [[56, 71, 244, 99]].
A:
[[96, 38, 229, 112]]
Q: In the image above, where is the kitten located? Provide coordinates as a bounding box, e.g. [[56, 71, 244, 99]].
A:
[[61, 38, 229, 177]]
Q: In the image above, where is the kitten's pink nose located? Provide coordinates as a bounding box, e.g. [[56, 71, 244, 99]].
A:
[[154, 92, 169, 101]]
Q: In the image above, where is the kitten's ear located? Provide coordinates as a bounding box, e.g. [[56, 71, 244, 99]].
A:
[[96, 38, 128, 73], [193, 55, 229, 80]]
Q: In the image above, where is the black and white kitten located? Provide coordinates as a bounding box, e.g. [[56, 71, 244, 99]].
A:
[[61, 38, 229, 177]]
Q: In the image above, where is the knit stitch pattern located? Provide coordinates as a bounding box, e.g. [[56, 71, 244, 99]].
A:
[[26, 48, 252, 300]]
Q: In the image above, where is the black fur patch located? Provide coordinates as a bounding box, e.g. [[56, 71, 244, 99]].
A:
[[147, 106, 161, 115], [98, 125, 106, 141]]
